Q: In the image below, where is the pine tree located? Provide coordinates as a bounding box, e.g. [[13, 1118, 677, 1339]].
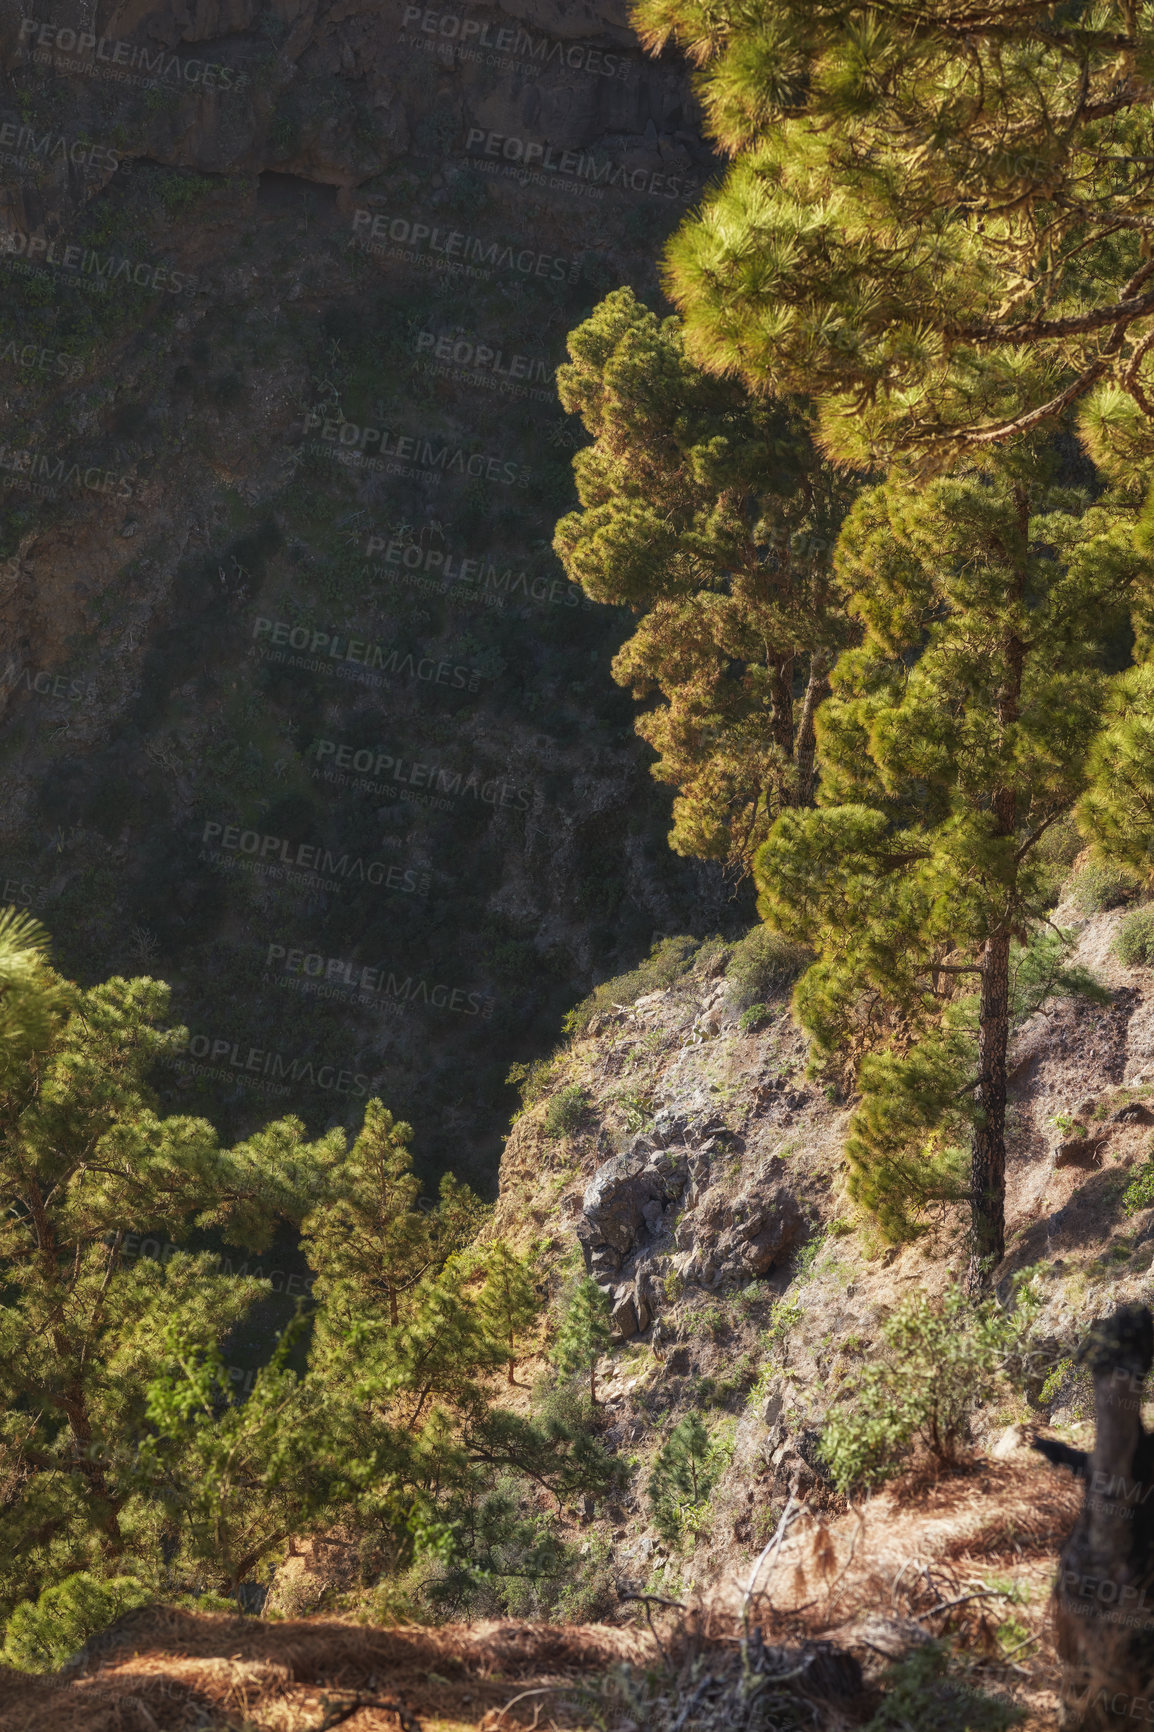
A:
[[135, 1316, 342, 1596], [0, 918, 344, 1622], [478, 1243, 541, 1385], [300, 1099, 487, 1330], [647, 1412, 723, 1544], [757, 448, 1152, 1290], [1078, 659, 1154, 869], [631, 0, 1154, 468], [551, 1278, 612, 1403], [555, 285, 854, 869]]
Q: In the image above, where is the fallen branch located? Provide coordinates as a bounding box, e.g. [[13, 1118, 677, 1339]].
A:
[[912, 1587, 1017, 1622], [492, 1686, 557, 1726], [742, 1493, 805, 1629], [618, 1590, 685, 1667]]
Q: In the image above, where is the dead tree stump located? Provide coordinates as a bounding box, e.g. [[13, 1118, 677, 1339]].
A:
[[1034, 1304, 1154, 1729]]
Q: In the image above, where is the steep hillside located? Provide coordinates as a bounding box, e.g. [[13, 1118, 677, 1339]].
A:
[[7, 863, 1154, 1726], [485, 861, 1154, 1613]]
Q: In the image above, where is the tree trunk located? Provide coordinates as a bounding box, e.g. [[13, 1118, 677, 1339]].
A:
[[793, 649, 831, 808], [968, 533, 1025, 1298], [968, 928, 1010, 1297], [1041, 1305, 1154, 1729], [770, 652, 795, 776]]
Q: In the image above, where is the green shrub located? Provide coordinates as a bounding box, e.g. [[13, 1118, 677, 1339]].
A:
[[2, 1573, 150, 1672], [739, 1002, 772, 1032], [562, 936, 703, 1036], [726, 925, 810, 1010], [819, 1287, 1016, 1493], [1068, 859, 1144, 912], [1124, 1152, 1154, 1214], [1115, 906, 1154, 967], [863, 1642, 1021, 1732], [543, 1084, 592, 1139], [506, 1055, 561, 1110]]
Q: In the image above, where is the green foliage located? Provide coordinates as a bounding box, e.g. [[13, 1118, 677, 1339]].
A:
[[2, 1572, 150, 1673], [299, 1099, 487, 1329], [1067, 859, 1144, 914], [505, 1055, 561, 1110], [543, 1084, 592, 1140], [552, 1278, 612, 1402], [756, 451, 1152, 1271], [134, 1316, 338, 1596], [635, 0, 1154, 474], [1010, 929, 1109, 1020], [563, 934, 701, 1035], [819, 1288, 1019, 1494], [1115, 907, 1154, 967], [555, 285, 854, 868], [155, 172, 217, 218], [1123, 1153, 1154, 1215], [478, 1244, 541, 1383], [0, 918, 345, 1626], [1078, 662, 1154, 871], [739, 1002, 771, 1033], [407, 1476, 572, 1619], [862, 1643, 1021, 1732], [0, 918, 616, 1638], [647, 1412, 731, 1546], [726, 924, 810, 1011]]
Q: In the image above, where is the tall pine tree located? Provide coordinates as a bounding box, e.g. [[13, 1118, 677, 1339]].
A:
[[757, 447, 1151, 1290]]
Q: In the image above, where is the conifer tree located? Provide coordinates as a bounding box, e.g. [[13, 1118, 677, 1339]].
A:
[[135, 1317, 342, 1596], [632, 0, 1154, 468], [0, 922, 617, 1637], [1077, 660, 1154, 868], [551, 1278, 612, 1403], [299, 1100, 487, 1330], [478, 1243, 541, 1385], [648, 1411, 723, 1543], [555, 286, 854, 868], [757, 448, 1151, 1290], [0, 915, 344, 1620]]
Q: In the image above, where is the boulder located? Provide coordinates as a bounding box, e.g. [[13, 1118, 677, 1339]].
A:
[[579, 1139, 688, 1263], [651, 1107, 690, 1146], [735, 1186, 804, 1275], [610, 1290, 639, 1341]]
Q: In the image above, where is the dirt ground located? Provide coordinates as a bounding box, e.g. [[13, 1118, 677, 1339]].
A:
[[0, 1446, 1084, 1731]]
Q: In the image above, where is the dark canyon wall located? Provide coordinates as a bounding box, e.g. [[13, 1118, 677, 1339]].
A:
[[0, 0, 747, 1194]]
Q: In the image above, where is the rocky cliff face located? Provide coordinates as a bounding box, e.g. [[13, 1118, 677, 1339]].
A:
[[491, 874, 1154, 1600], [0, 0, 740, 1189]]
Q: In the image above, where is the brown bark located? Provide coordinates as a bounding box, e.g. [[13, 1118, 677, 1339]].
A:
[[1038, 1305, 1154, 1729], [769, 653, 795, 770], [967, 499, 1026, 1297], [967, 926, 1011, 1296], [793, 649, 831, 809]]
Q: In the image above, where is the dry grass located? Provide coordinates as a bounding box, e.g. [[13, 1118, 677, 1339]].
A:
[[0, 1454, 1085, 1732], [0, 1610, 653, 1732]]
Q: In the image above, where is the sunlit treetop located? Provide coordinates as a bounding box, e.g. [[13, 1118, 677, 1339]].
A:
[[633, 0, 1154, 471]]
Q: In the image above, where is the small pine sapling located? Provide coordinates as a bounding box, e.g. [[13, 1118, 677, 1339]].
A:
[[552, 1278, 612, 1403]]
